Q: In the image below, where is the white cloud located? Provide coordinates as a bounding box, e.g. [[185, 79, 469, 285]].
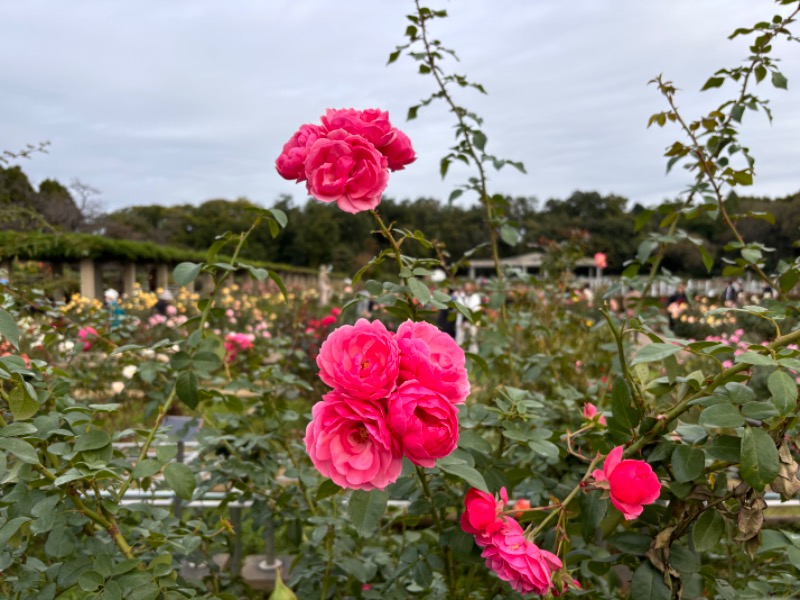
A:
[[1, 0, 798, 210]]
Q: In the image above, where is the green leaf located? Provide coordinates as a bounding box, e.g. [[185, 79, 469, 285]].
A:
[[246, 266, 268, 281], [631, 343, 682, 366], [631, 560, 670, 600], [734, 352, 776, 367], [0, 309, 20, 350], [437, 460, 489, 492], [693, 510, 725, 551], [740, 427, 779, 492], [634, 209, 654, 232], [701, 76, 725, 91], [315, 479, 342, 502], [706, 436, 741, 462], [132, 459, 162, 479], [192, 351, 221, 374], [608, 532, 652, 555], [671, 445, 705, 482], [8, 386, 39, 420], [527, 437, 560, 459], [0, 516, 30, 546], [347, 489, 388, 537], [768, 370, 797, 416], [499, 224, 520, 246], [163, 462, 196, 501], [699, 403, 745, 429], [778, 268, 798, 293], [54, 467, 86, 487], [268, 269, 288, 301], [74, 430, 111, 453], [172, 262, 201, 286], [697, 244, 714, 273], [413, 560, 434, 588], [156, 445, 178, 462], [407, 277, 431, 305], [472, 131, 487, 152], [78, 570, 104, 593], [741, 401, 779, 420], [610, 376, 641, 429], [670, 543, 700, 574], [732, 171, 754, 187], [771, 71, 788, 90], [0, 422, 37, 437], [268, 207, 288, 229], [580, 490, 607, 540], [0, 437, 40, 464], [176, 371, 199, 409]]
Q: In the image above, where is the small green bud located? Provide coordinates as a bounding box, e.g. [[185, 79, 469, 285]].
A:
[[269, 569, 298, 600]]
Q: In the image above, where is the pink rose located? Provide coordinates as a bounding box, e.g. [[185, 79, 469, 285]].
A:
[[396, 320, 470, 404], [479, 518, 562, 596], [304, 129, 389, 214], [321, 108, 395, 149], [593, 446, 661, 520], [275, 124, 324, 182], [316, 319, 399, 400], [583, 402, 606, 426], [593, 252, 607, 269], [304, 390, 402, 490], [381, 129, 416, 171], [387, 381, 459, 467], [460, 487, 508, 540], [224, 332, 254, 362], [78, 326, 98, 352]]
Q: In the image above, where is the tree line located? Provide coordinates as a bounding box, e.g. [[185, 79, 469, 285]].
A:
[[1, 165, 798, 276]]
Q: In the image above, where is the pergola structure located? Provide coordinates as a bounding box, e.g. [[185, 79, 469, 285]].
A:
[[0, 231, 322, 300], [466, 252, 598, 280]]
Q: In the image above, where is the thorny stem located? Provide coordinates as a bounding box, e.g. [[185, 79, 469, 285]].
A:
[[416, 466, 455, 591], [636, 192, 696, 313], [414, 0, 505, 291], [529, 453, 603, 540], [370, 210, 405, 275], [320, 525, 334, 600], [602, 308, 646, 413], [370, 209, 419, 319], [35, 465, 135, 559], [120, 221, 258, 499], [661, 88, 787, 301], [626, 326, 800, 456], [564, 425, 594, 462]]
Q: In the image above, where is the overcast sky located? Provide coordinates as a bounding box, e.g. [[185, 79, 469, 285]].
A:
[[2, 0, 799, 212]]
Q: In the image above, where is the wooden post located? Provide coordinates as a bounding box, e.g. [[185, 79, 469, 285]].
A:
[[51, 262, 66, 302], [80, 258, 102, 300], [122, 263, 137, 297], [156, 264, 170, 291]]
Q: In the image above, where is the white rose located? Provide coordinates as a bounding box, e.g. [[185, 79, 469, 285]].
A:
[[121, 365, 138, 379], [111, 381, 125, 395]]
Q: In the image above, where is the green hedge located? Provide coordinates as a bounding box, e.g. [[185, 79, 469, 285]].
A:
[[0, 231, 319, 276]]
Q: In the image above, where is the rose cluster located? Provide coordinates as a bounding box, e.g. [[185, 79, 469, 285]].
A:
[[304, 318, 469, 490], [78, 326, 98, 352], [224, 332, 255, 363], [275, 108, 415, 214], [461, 488, 564, 596]]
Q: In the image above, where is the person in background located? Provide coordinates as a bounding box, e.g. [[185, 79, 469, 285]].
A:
[[154, 290, 174, 316], [104, 289, 125, 328], [582, 283, 594, 306], [666, 282, 689, 330], [723, 279, 739, 307], [455, 281, 482, 353]]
